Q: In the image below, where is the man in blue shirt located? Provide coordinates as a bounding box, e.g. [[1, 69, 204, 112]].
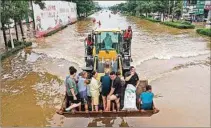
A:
[[100, 70, 111, 110], [139, 85, 159, 113]]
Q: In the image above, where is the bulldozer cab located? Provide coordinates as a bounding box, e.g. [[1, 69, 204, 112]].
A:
[[83, 28, 131, 78], [93, 29, 122, 55]]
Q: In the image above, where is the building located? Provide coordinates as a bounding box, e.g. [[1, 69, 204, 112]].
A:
[[182, 0, 211, 22]]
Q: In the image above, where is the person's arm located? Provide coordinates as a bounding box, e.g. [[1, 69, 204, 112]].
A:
[[135, 74, 140, 88], [70, 88, 76, 99], [108, 87, 115, 96], [125, 74, 133, 81], [68, 80, 77, 99], [139, 93, 142, 104]]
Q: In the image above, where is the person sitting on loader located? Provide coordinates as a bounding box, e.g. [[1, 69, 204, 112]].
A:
[[105, 71, 122, 112], [85, 34, 94, 56], [139, 85, 159, 113], [125, 66, 139, 88]]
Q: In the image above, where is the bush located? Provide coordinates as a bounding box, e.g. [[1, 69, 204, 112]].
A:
[[161, 21, 195, 29], [139, 16, 161, 22], [0, 42, 32, 60], [181, 21, 192, 25], [145, 17, 161, 22], [196, 28, 211, 37], [8, 39, 22, 48]]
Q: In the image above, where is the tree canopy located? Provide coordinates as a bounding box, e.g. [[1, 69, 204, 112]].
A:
[[109, 0, 183, 20]]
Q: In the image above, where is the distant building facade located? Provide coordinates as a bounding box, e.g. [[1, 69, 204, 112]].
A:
[[182, 0, 211, 22]]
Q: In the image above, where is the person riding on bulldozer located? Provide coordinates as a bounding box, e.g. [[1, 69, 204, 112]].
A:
[[123, 26, 132, 54], [86, 34, 94, 56]]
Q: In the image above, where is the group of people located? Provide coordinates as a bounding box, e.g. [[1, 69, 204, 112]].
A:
[[57, 65, 158, 114]]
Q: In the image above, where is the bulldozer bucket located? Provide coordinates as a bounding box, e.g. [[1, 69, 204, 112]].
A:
[[63, 110, 155, 118]]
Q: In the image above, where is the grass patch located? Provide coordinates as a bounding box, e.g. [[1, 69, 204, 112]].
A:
[[0, 42, 32, 60], [161, 21, 195, 29], [196, 28, 211, 37]]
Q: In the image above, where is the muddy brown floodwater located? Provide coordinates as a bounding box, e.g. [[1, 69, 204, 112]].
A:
[[1, 10, 210, 127]]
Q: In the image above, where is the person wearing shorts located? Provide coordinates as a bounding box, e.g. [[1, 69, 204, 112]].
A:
[[105, 71, 122, 112], [78, 71, 88, 112], [139, 85, 159, 113], [90, 71, 101, 112], [100, 70, 111, 110], [65, 66, 81, 112]]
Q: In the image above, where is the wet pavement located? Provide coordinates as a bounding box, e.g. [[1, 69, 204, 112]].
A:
[[0, 10, 210, 127]]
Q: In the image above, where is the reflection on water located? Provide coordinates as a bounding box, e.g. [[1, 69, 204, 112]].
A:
[[87, 117, 129, 127]]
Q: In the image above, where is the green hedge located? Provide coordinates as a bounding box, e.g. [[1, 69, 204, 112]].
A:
[[139, 16, 161, 22], [180, 21, 192, 25], [7, 39, 23, 48], [43, 25, 68, 37], [196, 28, 211, 37], [145, 17, 161, 22], [161, 21, 195, 29], [0, 42, 32, 60]]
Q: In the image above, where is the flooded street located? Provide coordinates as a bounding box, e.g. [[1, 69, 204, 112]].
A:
[[1, 10, 210, 127]]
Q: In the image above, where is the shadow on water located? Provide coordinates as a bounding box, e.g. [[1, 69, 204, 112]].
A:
[[87, 117, 129, 127]]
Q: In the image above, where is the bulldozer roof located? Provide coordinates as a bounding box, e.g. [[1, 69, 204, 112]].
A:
[[94, 28, 122, 32]]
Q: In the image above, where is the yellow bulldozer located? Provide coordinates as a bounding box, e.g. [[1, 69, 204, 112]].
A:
[[83, 28, 132, 78]]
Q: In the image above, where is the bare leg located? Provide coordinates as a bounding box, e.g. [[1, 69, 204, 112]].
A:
[[106, 95, 117, 111], [112, 102, 116, 112], [65, 102, 81, 111], [105, 99, 111, 111], [102, 96, 107, 111], [85, 103, 88, 112], [79, 105, 82, 111], [92, 102, 94, 112], [95, 105, 99, 112], [115, 98, 120, 112]]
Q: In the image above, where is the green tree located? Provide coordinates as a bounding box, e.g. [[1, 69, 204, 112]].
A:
[[1, 0, 45, 49], [172, 0, 183, 21], [66, 0, 98, 18]]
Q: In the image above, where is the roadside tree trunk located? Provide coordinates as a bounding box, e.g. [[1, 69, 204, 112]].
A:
[[163, 13, 165, 22], [19, 21, 25, 41], [8, 25, 14, 49], [1, 22, 8, 50], [14, 20, 19, 41]]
